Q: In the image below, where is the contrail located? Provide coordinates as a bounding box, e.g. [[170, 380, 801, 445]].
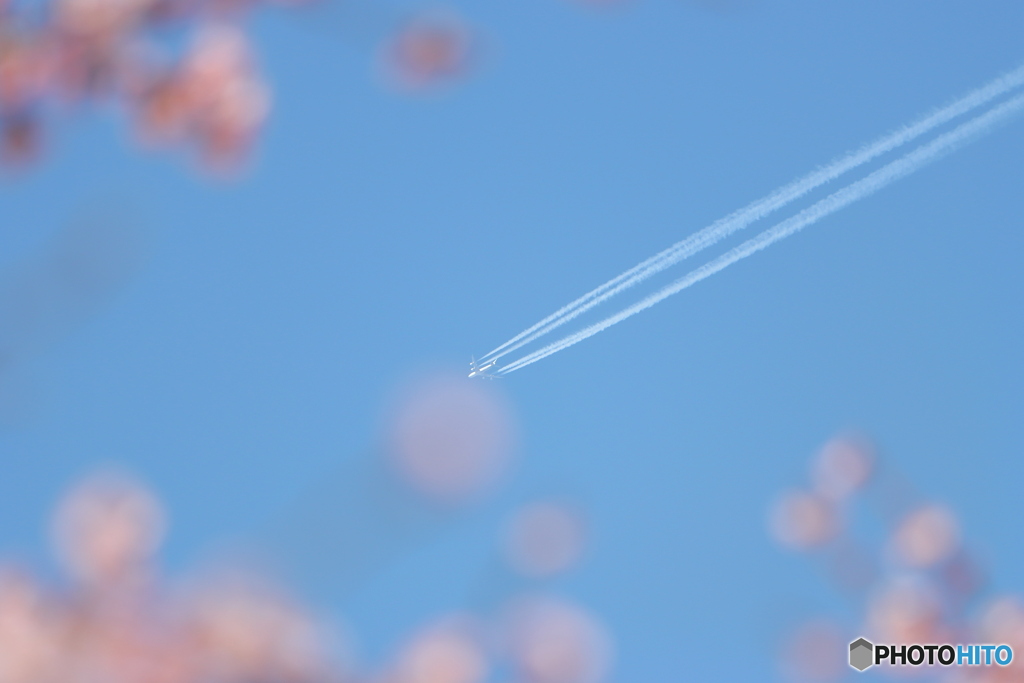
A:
[[496, 92, 1024, 375], [479, 62, 1024, 365]]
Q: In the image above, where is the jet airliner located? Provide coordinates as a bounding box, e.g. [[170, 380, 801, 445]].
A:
[[468, 357, 500, 379]]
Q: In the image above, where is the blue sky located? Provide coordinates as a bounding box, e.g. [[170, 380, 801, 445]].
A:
[[1, 0, 1022, 680]]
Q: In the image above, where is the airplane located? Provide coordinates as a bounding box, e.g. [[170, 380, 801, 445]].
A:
[[468, 357, 500, 379]]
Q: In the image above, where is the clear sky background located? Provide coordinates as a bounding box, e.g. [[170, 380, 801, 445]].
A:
[[1, 0, 1022, 680]]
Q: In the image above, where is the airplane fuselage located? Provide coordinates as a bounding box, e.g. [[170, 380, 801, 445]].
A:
[[468, 357, 499, 379]]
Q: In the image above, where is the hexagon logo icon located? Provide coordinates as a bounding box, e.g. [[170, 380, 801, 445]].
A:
[[850, 637, 874, 671]]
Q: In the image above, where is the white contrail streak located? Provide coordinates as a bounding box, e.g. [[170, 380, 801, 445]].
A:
[[479, 63, 1024, 365], [497, 92, 1024, 375]]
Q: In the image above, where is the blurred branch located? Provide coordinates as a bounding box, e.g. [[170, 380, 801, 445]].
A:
[[0, 207, 148, 425]]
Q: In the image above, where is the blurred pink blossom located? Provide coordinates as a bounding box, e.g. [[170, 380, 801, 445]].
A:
[[382, 12, 475, 90], [0, 0, 475, 172], [769, 490, 839, 550], [502, 595, 612, 683], [504, 501, 587, 578], [389, 614, 488, 683], [770, 433, 1024, 682], [386, 374, 516, 504]]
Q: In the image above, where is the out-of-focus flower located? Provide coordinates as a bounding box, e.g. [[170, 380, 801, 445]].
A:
[[866, 577, 948, 646], [0, 0, 472, 173], [889, 505, 960, 569], [4, 472, 351, 683], [390, 615, 488, 683], [503, 595, 612, 683], [195, 75, 270, 168], [66, 607, 197, 683], [977, 598, 1024, 655], [769, 432, 1010, 681], [951, 601, 1024, 683], [0, 109, 41, 164], [183, 575, 340, 683], [769, 490, 838, 550], [52, 471, 166, 588], [382, 12, 474, 90], [181, 26, 269, 167], [811, 435, 874, 502], [0, 29, 47, 166], [387, 375, 516, 504], [134, 74, 194, 143], [53, 0, 155, 41], [0, 394, 615, 683], [505, 501, 586, 578], [0, 33, 50, 109], [779, 619, 846, 683], [0, 570, 65, 683], [129, 25, 270, 168]]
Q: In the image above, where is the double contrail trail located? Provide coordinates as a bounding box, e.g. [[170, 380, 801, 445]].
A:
[[478, 63, 1024, 367], [493, 91, 1024, 375]]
